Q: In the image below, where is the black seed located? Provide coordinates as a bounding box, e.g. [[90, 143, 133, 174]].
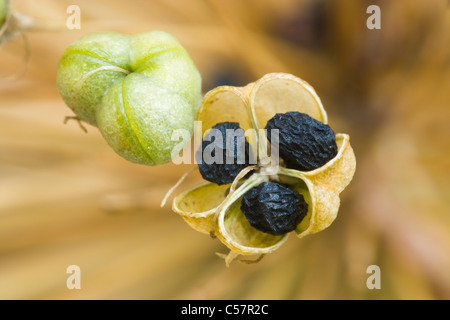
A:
[[265, 112, 338, 171], [241, 182, 308, 235], [196, 122, 253, 185]]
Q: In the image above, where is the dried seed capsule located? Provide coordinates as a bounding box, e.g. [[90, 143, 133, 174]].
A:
[[265, 112, 337, 171], [196, 122, 253, 185], [241, 182, 308, 235]]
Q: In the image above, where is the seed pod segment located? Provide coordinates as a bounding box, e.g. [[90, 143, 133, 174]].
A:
[[241, 182, 308, 235]]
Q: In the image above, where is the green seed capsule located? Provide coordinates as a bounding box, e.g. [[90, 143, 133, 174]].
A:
[[57, 31, 202, 166]]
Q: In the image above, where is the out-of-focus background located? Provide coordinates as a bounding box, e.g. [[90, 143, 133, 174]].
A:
[[1, 0, 449, 300]]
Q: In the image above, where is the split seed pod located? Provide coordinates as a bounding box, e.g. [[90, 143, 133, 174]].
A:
[[172, 73, 356, 265], [57, 31, 202, 165]]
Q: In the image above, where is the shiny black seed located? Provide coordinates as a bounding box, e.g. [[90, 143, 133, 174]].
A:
[[265, 112, 337, 171], [241, 182, 308, 235], [196, 122, 253, 185]]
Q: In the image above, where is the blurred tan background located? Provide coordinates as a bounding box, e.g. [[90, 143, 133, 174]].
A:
[[1, 0, 449, 299]]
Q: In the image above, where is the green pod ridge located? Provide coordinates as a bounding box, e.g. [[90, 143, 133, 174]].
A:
[[57, 32, 131, 125], [57, 31, 202, 166]]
